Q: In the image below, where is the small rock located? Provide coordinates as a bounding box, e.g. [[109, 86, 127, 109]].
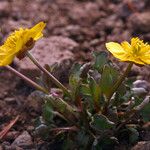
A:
[[0, 91, 8, 99], [1, 141, 10, 147], [2, 145, 23, 150], [131, 141, 150, 150], [117, 0, 145, 18], [27, 126, 34, 132], [142, 130, 150, 141], [128, 12, 150, 33], [3, 131, 19, 141], [132, 87, 148, 96], [26, 91, 45, 112], [143, 122, 150, 130], [133, 80, 149, 91], [145, 0, 150, 8], [4, 97, 17, 105], [0, 1, 9, 18], [34, 124, 48, 137], [11, 131, 33, 149], [69, 2, 101, 25], [0, 145, 2, 150], [131, 65, 150, 83]]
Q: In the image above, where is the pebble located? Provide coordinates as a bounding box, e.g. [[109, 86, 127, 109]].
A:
[[11, 131, 33, 149], [133, 80, 149, 91], [4, 97, 17, 105], [132, 87, 148, 96], [131, 141, 150, 150], [128, 12, 150, 33]]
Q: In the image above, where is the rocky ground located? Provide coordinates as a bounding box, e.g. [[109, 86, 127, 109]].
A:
[[0, 0, 150, 149]]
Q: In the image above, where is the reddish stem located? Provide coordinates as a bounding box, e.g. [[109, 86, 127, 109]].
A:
[[6, 65, 49, 94], [0, 115, 19, 140]]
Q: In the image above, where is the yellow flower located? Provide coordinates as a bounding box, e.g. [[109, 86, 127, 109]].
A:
[[106, 37, 150, 65], [0, 22, 46, 66]]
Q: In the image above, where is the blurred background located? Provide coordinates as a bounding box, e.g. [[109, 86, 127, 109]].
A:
[[0, 0, 150, 44]]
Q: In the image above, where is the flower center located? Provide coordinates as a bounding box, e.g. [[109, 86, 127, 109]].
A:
[[17, 38, 35, 59]]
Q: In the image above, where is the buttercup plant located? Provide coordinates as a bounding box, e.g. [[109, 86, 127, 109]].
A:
[[104, 38, 150, 113], [0, 22, 149, 149]]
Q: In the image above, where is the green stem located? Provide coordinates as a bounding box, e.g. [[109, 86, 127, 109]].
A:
[[6, 65, 49, 94], [26, 52, 70, 96], [103, 63, 133, 113], [107, 62, 133, 101], [45, 95, 78, 124]]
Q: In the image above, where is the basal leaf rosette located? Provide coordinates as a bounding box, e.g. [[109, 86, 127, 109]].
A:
[[106, 37, 150, 65], [0, 22, 46, 66]]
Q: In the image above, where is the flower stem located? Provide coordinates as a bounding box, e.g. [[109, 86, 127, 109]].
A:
[[6, 65, 49, 94], [108, 62, 133, 101], [103, 62, 133, 113], [26, 52, 70, 96]]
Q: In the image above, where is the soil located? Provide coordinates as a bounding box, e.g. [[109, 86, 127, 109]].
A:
[[0, 0, 150, 149]]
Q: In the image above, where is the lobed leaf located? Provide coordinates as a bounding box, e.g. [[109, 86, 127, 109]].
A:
[[90, 114, 115, 131]]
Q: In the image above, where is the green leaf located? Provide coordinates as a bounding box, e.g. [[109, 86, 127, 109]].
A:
[[92, 138, 103, 150], [76, 130, 91, 149], [69, 63, 82, 100], [133, 96, 150, 122], [111, 84, 127, 107], [128, 127, 139, 144], [45, 95, 77, 121], [100, 66, 118, 96], [69, 63, 81, 89], [42, 101, 54, 123], [92, 136, 118, 150], [141, 104, 150, 122], [93, 51, 108, 72], [91, 114, 115, 131], [88, 76, 101, 107], [117, 83, 127, 96], [112, 84, 127, 106], [34, 124, 49, 139], [63, 138, 75, 150], [80, 84, 92, 98]]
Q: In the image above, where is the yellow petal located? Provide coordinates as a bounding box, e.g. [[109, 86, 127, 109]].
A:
[[131, 37, 140, 47], [140, 55, 150, 64], [0, 53, 15, 66], [29, 22, 46, 40], [106, 42, 125, 53], [121, 41, 132, 53], [16, 33, 24, 52], [130, 57, 145, 65], [139, 45, 150, 55], [106, 42, 129, 60]]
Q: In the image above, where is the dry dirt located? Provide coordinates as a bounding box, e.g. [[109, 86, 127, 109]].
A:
[[0, 0, 150, 149]]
